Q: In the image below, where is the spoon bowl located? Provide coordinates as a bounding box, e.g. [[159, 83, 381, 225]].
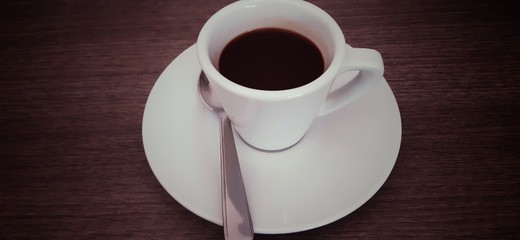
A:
[[198, 72, 223, 112]]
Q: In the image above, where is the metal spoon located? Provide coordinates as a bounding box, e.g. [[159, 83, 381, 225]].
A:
[[198, 72, 254, 240]]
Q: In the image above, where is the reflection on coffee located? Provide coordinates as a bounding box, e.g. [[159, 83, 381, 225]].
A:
[[218, 28, 324, 91]]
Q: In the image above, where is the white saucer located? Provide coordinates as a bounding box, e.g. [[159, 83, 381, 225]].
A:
[[142, 45, 402, 234]]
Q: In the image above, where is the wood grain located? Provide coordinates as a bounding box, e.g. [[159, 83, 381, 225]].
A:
[[1, 0, 519, 239]]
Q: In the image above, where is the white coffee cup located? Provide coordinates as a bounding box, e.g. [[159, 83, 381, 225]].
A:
[[197, 0, 384, 151]]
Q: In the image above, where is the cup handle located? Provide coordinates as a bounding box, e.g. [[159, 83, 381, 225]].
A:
[[317, 47, 384, 116]]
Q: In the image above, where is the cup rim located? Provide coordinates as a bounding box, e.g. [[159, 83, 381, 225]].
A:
[[197, 0, 346, 101]]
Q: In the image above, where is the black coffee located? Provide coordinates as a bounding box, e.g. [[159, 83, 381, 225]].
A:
[[218, 28, 324, 91]]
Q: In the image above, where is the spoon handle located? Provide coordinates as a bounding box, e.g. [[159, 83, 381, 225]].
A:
[[219, 114, 254, 240]]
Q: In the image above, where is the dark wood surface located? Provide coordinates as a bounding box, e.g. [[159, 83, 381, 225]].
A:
[[1, 0, 519, 239]]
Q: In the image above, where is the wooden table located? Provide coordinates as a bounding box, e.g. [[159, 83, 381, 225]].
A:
[[1, 0, 519, 239]]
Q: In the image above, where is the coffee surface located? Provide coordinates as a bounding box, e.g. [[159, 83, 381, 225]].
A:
[[218, 28, 324, 91]]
